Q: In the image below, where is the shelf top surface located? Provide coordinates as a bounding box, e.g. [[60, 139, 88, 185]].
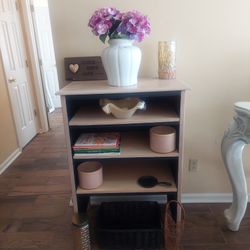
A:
[[57, 78, 190, 96]]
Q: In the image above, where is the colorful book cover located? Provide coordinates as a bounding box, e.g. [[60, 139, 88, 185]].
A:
[[74, 132, 120, 148]]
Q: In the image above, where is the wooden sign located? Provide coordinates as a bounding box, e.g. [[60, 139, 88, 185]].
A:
[[64, 56, 107, 81]]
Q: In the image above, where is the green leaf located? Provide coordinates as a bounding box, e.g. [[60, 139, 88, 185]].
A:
[[109, 20, 121, 38], [99, 34, 108, 44]]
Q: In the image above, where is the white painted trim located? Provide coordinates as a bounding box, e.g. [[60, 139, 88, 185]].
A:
[[20, 0, 49, 133], [181, 193, 241, 203], [0, 148, 21, 175]]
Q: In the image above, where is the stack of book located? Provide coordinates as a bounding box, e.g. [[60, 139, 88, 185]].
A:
[[73, 132, 120, 156]]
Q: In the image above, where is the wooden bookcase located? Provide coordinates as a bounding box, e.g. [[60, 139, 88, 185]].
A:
[[58, 78, 188, 218]]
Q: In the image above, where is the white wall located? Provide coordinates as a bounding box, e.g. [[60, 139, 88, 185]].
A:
[[48, 0, 250, 193]]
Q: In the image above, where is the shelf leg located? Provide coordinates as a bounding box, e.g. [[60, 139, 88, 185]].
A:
[[77, 196, 90, 213]]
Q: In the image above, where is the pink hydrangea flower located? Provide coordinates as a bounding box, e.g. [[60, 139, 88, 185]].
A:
[[88, 7, 151, 43], [118, 11, 151, 42], [88, 7, 121, 36]]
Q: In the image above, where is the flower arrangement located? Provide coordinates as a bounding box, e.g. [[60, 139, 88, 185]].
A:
[[88, 7, 151, 43]]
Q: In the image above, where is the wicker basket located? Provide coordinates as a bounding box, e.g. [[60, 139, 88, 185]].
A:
[[97, 201, 163, 250]]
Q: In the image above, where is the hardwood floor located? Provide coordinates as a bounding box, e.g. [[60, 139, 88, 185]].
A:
[[0, 109, 250, 250]]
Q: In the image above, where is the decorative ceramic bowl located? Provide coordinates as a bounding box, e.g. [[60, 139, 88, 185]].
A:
[[99, 97, 146, 119], [78, 161, 103, 189], [149, 126, 176, 153]]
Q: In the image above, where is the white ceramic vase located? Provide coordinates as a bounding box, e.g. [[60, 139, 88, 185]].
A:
[[101, 39, 141, 87]]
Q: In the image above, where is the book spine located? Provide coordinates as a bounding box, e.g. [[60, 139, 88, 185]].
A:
[[74, 152, 121, 156], [73, 145, 120, 150], [74, 149, 120, 154]]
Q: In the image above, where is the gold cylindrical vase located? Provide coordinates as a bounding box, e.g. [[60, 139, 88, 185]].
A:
[[158, 41, 176, 79]]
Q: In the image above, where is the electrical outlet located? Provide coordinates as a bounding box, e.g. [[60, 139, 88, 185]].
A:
[[189, 159, 199, 172]]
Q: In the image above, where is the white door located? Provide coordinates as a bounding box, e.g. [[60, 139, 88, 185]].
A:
[[0, 0, 38, 147], [31, 0, 61, 111]]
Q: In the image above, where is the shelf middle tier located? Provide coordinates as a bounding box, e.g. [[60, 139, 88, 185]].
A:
[[73, 132, 179, 159], [77, 160, 177, 195], [69, 103, 179, 126]]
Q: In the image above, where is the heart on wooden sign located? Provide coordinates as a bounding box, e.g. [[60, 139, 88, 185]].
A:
[[69, 64, 79, 74]]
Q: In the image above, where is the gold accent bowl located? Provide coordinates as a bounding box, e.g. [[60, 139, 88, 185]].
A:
[[99, 98, 146, 119]]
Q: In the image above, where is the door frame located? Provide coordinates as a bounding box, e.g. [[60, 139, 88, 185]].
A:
[[19, 0, 49, 133], [0, 0, 43, 149], [30, 0, 61, 111]]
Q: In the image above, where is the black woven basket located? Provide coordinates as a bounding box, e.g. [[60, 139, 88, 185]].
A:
[[97, 201, 163, 250]]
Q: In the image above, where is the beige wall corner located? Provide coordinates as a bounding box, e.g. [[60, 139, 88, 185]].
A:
[[0, 56, 19, 166], [48, 0, 250, 193]]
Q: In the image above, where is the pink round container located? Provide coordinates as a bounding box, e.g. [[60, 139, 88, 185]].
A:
[[150, 126, 176, 153], [78, 161, 103, 189]]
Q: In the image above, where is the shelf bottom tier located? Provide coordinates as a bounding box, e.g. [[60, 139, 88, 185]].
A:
[[76, 159, 177, 195]]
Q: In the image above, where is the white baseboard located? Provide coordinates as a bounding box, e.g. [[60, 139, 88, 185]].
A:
[[181, 193, 248, 203], [0, 148, 21, 175]]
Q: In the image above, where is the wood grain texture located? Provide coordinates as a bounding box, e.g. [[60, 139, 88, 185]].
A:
[[61, 96, 78, 213], [57, 78, 190, 96], [64, 56, 107, 81]]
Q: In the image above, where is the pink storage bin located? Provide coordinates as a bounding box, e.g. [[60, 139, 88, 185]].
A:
[[150, 126, 176, 153], [78, 161, 103, 189]]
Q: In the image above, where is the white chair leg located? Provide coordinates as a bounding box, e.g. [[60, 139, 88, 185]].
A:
[[221, 138, 247, 231], [221, 101, 250, 231]]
